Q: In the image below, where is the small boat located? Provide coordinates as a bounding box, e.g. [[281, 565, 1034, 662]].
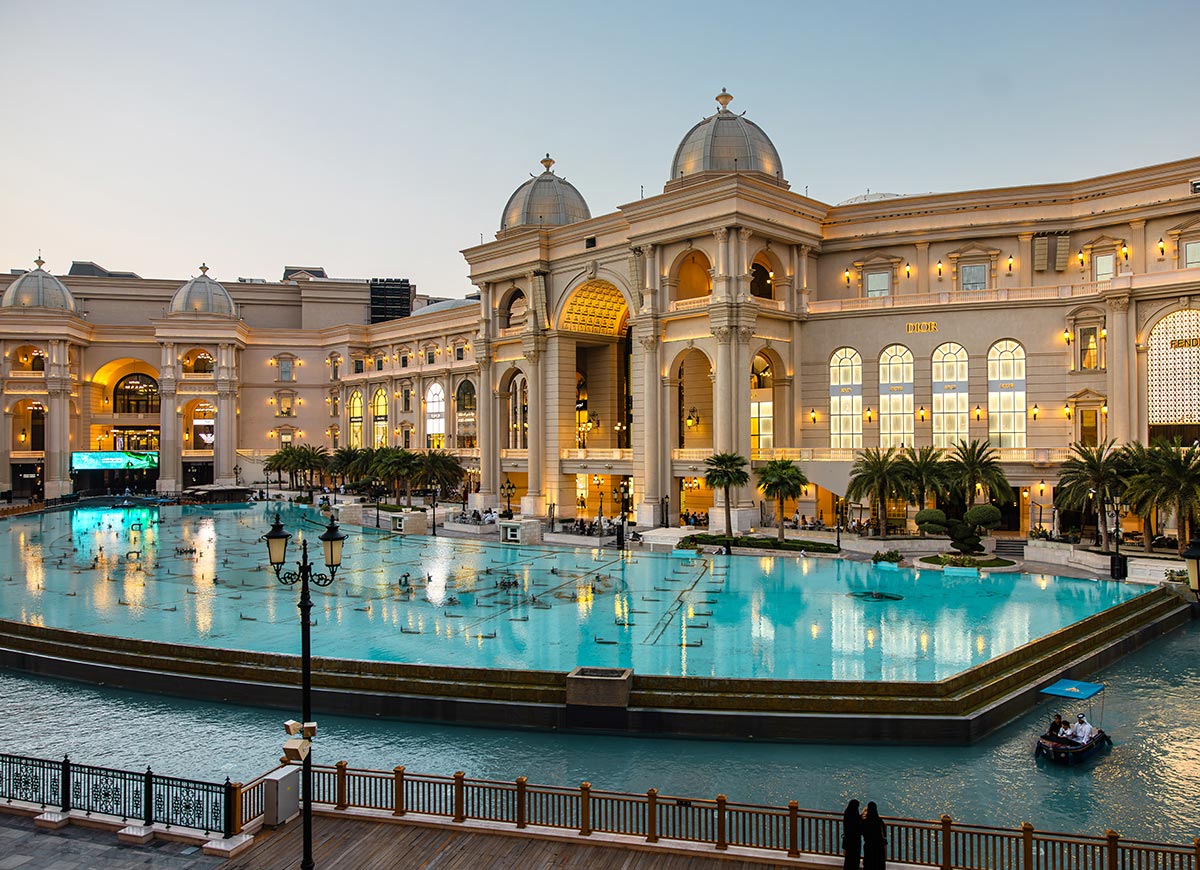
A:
[[1034, 679, 1113, 766]]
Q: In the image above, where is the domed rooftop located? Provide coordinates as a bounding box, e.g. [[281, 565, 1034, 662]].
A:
[[169, 264, 236, 316], [1, 257, 78, 312], [500, 155, 591, 231], [669, 89, 786, 187]]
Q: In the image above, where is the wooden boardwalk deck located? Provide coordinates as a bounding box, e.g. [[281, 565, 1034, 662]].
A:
[[223, 815, 807, 869]]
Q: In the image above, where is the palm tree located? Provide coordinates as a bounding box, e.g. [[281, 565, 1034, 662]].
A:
[[946, 439, 1011, 509], [756, 459, 809, 543], [846, 447, 904, 536], [1055, 440, 1123, 552], [897, 446, 947, 531], [1118, 441, 1157, 554], [1125, 438, 1200, 555], [415, 451, 466, 520], [704, 452, 750, 548], [328, 447, 363, 488]]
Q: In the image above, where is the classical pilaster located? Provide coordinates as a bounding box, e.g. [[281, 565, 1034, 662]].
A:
[[713, 228, 730, 299], [44, 385, 71, 499], [1018, 234, 1033, 286], [636, 331, 661, 526], [916, 241, 930, 295], [0, 407, 10, 494], [736, 228, 754, 301], [713, 325, 734, 453], [521, 344, 545, 516], [1128, 220, 1147, 274], [1105, 294, 1132, 443], [214, 343, 237, 485], [471, 348, 494, 511], [157, 341, 181, 493]]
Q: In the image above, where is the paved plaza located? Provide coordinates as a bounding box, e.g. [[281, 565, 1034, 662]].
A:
[[0, 812, 222, 870]]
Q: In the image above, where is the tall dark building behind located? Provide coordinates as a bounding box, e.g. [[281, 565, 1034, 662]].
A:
[[369, 278, 414, 323]]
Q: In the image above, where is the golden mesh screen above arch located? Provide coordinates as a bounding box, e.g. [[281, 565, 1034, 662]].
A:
[[559, 280, 629, 336]]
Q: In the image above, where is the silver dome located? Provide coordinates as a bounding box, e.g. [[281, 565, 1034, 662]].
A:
[[501, 155, 591, 231], [669, 89, 785, 184], [169, 265, 235, 316], [1, 258, 78, 312]]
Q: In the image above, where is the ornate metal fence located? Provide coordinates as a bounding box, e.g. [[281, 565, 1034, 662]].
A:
[[282, 761, 1200, 870], [0, 753, 236, 838]]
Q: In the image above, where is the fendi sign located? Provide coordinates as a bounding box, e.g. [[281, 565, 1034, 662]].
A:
[[1169, 337, 1200, 349], [906, 322, 938, 333]]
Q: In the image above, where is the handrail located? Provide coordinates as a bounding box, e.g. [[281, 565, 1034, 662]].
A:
[[808, 281, 1110, 314], [298, 760, 1199, 869]]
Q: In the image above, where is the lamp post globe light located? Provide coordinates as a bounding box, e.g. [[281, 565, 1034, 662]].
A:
[[592, 474, 604, 530], [500, 478, 516, 516], [264, 512, 346, 870]]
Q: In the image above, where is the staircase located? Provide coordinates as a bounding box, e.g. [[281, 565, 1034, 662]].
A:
[[992, 538, 1026, 560]]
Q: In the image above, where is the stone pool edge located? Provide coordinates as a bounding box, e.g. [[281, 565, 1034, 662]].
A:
[[0, 588, 1191, 744]]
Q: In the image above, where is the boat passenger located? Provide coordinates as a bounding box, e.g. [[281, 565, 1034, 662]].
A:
[[1045, 713, 1064, 738], [1074, 713, 1096, 742]]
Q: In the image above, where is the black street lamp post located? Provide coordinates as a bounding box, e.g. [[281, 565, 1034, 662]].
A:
[[264, 513, 346, 870], [613, 480, 630, 549], [500, 479, 516, 516], [593, 475, 604, 533]]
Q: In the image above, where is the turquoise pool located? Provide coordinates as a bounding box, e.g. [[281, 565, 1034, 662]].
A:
[[0, 504, 1145, 680]]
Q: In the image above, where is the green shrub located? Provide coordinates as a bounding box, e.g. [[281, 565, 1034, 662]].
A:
[[872, 549, 903, 563], [1164, 568, 1188, 583], [914, 509, 947, 537]]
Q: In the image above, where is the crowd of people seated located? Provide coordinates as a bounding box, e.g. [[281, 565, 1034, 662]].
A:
[[455, 508, 499, 524], [679, 511, 709, 528]]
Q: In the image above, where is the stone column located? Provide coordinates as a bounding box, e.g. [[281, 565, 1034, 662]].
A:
[[521, 346, 545, 516], [713, 325, 734, 453], [916, 242, 930, 295], [214, 344, 237, 485], [1128, 220, 1146, 274], [157, 341, 180, 493], [713, 228, 730, 299], [45, 385, 71, 498], [1018, 234, 1033, 286], [471, 351, 494, 511], [636, 332, 661, 526], [1105, 294, 1131, 444], [736, 228, 754, 301], [0, 407, 11, 494]]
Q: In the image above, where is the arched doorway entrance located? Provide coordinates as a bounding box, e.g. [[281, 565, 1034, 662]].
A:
[[1147, 308, 1200, 444]]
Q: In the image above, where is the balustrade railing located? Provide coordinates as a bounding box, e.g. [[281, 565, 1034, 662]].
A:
[[0, 753, 237, 838], [284, 761, 1199, 869], [807, 280, 1111, 315], [559, 448, 631, 461]]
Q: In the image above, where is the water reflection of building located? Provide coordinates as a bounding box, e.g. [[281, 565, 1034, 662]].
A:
[[2, 91, 1199, 534]]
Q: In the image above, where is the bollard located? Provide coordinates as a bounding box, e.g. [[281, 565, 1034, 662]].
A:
[[1106, 830, 1120, 870], [715, 794, 727, 851], [144, 767, 155, 826], [453, 772, 465, 822], [579, 782, 592, 836], [392, 766, 405, 816], [515, 777, 527, 829], [230, 782, 244, 836], [1022, 822, 1034, 870], [940, 814, 953, 870], [646, 788, 658, 843], [335, 760, 348, 810], [787, 800, 799, 857], [61, 756, 72, 813]]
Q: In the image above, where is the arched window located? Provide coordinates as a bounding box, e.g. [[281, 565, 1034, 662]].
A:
[[348, 390, 363, 449], [878, 344, 913, 448], [425, 383, 446, 449], [829, 348, 862, 449], [750, 263, 774, 299], [676, 251, 712, 301], [987, 340, 1026, 448], [371, 388, 389, 447], [502, 291, 528, 330], [508, 375, 528, 449], [932, 342, 969, 448], [750, 353, 774, 451], [1148, 309, 1200, 442], [113, 373, 160, 414], [181, 348, 213, 374], [456, 381, 477, 448]]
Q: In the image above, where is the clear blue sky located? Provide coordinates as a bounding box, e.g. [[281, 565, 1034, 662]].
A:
[[2, 0, 1197, 297]]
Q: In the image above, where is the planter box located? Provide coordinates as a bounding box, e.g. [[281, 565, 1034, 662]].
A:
[[874, 561, 900, 571]]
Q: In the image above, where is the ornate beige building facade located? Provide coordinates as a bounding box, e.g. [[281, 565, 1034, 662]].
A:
[[3, 91, 1199, 534]]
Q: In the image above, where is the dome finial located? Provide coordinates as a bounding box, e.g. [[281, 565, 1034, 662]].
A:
[[715, 88, 733, 110], [199, 262, 209, 275], [540, 153, 555, 173], [34, 252, 45, 270]]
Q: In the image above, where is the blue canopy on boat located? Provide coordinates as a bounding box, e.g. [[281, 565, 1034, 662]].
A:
[[1040, 679, 1105, 700]]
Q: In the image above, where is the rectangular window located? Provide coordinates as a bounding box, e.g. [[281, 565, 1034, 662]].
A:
[[960, 264, 987, 291], [278, 396, 294, 417], [1185, 240, 1200, 269], [279, 431, 293, 446], [455, 346, 465, 361], [402, 389, 412, 413], [353, 359, 365, 374], [403, 428, 411, 448], [865, 271, 890, 298], [331, 396, 340, 416], [401, 355, 409, 368], [426, 349, 436, 365], [1080, 409, 1099, 446], [1094, 253, 1115, 282], [278, 358, 294, 382], [1079, 326, 1099, 370], [375, 356, 385, 372], [330, 361, 340, 380]]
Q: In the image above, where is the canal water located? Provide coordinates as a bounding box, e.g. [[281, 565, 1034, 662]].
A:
[[2, 617, 1197, 843]]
